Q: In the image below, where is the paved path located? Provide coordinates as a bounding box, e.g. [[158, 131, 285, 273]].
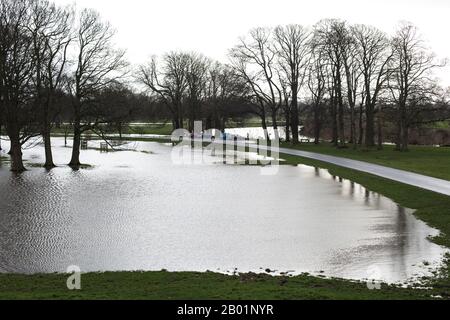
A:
[[252, 142, 450, 196], [5, 134, 450, 196], [186, 137, 450, 196]]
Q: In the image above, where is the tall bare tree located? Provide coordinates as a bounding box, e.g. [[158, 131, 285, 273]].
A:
[[29, 0, 73, 168], [0, 0, 36, 172], [229, 56, 269, 131], [273, 24, 311, 144], [314, 19, 347, 147], [389, 22, 446, 151], [340, 26, 362, 147], [307, 45, 327, 144], [205, 62, 248, 131], [68, 8, 127, 167], [138, 52, 190, 130], [230, 27, 283, 136], [352, 24, 392, 148], [185, 53, 210, 131]]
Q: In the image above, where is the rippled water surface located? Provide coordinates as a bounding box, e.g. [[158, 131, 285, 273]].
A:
[[0, 137, 446, 283]]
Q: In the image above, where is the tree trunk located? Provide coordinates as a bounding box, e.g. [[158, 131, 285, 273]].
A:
[[395, 104, 407, 151], [118, 123, 123, 140], [64, 128, 68, 147], [69, 124, 81, 167], [344, 63, 355, 146], [350, 104, 355, 145], [401, 123, 409, 152], [365, 103, 375, 147], [338, 102, 345, 147], [284, 106, 290, 142], [290, 92, 299, 144], [261, 114, 267, 130], [178, 102, 182, 130], [314, 103, 321, 145], [395, 119, 402, 151], [9, 132, 25, 172], [335, 69, 345, 147], [377, 111, 383, 150], [331, 101, 338, 147], [0, 122, 2, 151], [358, 103, 364, 145], [221, 117, 226, 132], [43, 130, 55, 169], [271, 109, 278, 130]]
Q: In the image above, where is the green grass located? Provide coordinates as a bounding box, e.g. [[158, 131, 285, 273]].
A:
[[0, 155, 9, 165], [50, 123, 174, 137], [0, 271, 439, 300], [426, 121, 450, 129], [123, 123, 173, 135], [281, 142, 450, 181]]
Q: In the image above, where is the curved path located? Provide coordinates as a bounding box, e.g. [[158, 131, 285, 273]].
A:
[[253, 142, 450, 196], [185, 137, 450, 196]]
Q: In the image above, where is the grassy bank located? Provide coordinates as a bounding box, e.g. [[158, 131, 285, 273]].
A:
[[1, 140, 450, 300], [50, 123, 175, 136], [281, 142, 450, 181], [0, 271, 434, 300]]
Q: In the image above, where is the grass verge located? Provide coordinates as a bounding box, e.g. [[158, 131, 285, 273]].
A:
[[0, 271, 436, 300], [281, 142, 450, 181]]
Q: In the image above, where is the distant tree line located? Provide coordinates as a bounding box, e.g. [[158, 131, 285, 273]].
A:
[[140, 20, 449, 148], [0, 0, 449, 172]]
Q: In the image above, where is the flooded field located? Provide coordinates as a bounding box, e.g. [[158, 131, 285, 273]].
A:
[[0, 137, 446, 283]]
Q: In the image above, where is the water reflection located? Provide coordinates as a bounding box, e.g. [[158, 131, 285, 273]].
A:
[[0, 138, 446, 283], [225, 126, 309, 141]]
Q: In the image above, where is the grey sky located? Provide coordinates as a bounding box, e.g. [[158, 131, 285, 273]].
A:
[[54, 0, 450, 86]]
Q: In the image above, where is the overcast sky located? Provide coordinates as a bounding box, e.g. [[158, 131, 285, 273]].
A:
[[54, 0, 450, 86]]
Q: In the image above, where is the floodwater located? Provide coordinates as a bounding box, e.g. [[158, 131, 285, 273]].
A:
[[0, 137, 446, 283], [225, 126, 309, 141]]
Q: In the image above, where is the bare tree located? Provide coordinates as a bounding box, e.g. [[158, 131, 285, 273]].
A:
[[278, 73, 291, 141], [68, 8, 127, 167], [185, 53, 210, 131], [29, 0, 73, 168], [340, 26, 362, 147], [352, 24, 392, 148], [229, 56, 269, 131], [205, 62, 248, 131], [230, 27, 283, 137], [273, 24, 311, 144], [0, 0, 37, 172], [95, 82, 137, 139], [389, 22, 446, 151], [307, 45, 327, 144], [314, 19, 347, 147], [138, 52, 190, 130]]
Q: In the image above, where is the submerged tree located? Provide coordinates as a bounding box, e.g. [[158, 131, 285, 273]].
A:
[[0, 0, 37, 172], [29, 0, 73, 168], [205, 62, 248, 131], [185, 53, 210, 131], [68, 8, 127, 167]]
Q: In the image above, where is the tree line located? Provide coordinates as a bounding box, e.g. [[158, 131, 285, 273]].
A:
[[1, 0, 449, 172]]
